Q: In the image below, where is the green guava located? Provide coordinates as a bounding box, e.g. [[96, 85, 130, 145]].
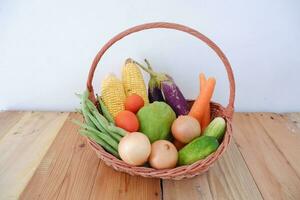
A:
[[137, 101, 176, 143]]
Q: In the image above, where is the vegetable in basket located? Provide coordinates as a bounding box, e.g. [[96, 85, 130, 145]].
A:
[[199, 73, 211, 130], [98, 96, 115, 124], [124, 94, 144, 113], [122, 58, 149, 104], [149, 140, 178, 169], [145, 60, 164, 103], [203, 117, 226, 141], [171, 115, 201, 144], [73, 91, 127, 158], [115, 110, 139, 132], [118, 132, 151, 166], [137, 101, 176, 143], [178, 135, 219, 166], [189, 76, 216, 126], [101, 74, 126, 118], [134, 59, 189, 116]]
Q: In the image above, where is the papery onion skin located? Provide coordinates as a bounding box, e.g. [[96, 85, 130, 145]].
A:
[[149, 140, 178, 169], [171, 115, 201, 143], [118, 132, 151, 166]]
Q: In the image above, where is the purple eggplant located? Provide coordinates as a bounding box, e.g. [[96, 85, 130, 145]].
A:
[[147, 62, 165, 103], [135, 59, 189, 116], [160, 79, 189, 115], [148, 76, 165, 102]]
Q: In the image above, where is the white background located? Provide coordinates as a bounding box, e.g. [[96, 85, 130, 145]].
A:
[[1, 0, 299, 112]]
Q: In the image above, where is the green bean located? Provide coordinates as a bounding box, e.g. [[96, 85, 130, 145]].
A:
[[72, 119, 103, 134], [73, 119, 122, 142], [86, 99, 109, 125], [74, 119, 122, 146], [74, 108, 82, 114], [87, 112, 109, 134], [97, 96, 115, 124], [107, 125, 127, 137], [109, 131, 122, 142], [75, 91, 124, 143], [81, 91, 96, 128], [80, 124, 119, 150], [79, 129, 119, 158]]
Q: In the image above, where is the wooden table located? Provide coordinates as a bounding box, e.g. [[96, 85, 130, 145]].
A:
[[0, 112, 299, 200]]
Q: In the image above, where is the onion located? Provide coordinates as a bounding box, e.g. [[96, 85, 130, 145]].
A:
[[171, 115, 201, 143], [149, 140, 178, 169], [118, 132, 151, 166]]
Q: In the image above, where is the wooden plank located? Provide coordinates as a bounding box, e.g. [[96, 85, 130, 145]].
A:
[[233, 113, 300, 200], [0, 111, 24, 140], [89, 162, 161, 200], [20, 113, 97, 200], [55, 130, 100, 200], [254, 113, 300, 176], [163, 140, 263, 200], [285, 113, 300, 132], [0, 111, 68, 200], [21, 112, 161, 200]]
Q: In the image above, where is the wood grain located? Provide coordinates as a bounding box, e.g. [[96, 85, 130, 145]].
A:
[[254, 113, 300, 176], [1, 112, 299, 200], [21, 112, 161, 200], [55, 132, 100, 200], [19, 113, 97, 200], [233, 113, 300, 200], [163, 140, 263, 200], [89, 162, 161, 200], [284, 113, 300, 134], [0, 111, 24, 140], [0, 111, 68, 200]]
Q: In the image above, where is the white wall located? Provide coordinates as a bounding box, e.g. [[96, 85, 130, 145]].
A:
[[1, 0, 299, 112]]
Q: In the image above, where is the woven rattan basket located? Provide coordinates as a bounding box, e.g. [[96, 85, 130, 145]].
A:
[[85, 22, 235, 180]]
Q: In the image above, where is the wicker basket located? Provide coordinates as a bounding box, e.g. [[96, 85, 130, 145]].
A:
[[85, 22, 235, 180]]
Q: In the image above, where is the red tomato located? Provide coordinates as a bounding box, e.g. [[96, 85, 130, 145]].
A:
[[125, 94, 144, 113], [115, 110, 139, 132]]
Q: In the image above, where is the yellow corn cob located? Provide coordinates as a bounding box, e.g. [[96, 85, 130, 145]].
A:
[[101, 73, 126, 118], [122, 58, 149, 104]]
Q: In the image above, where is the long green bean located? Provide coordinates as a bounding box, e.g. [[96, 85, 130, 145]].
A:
[[97, 95, 115, 124], [79, 129, 119, 158], [107, 125, 127, 137], [74, 108, 82, 114], [86, 112, 109, 134], [72, 119, 103, 134], [81, 91, 96, 128], [74, 91, 127, 157], [80, 123, 119, 150], [72, 119, 121, 143], [108, 131, 122, 142], [85, 98, 109, 126]]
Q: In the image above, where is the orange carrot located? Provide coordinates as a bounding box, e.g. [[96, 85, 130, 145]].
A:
[[201, 106, 211, 131], [199, 73, 211, 131], [189, 77, 216, 125], [199, 73, 206, 93]]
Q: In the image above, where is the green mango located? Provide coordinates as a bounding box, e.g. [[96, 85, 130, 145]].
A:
[[137, 101, 176, 143], [178, 136, 219, 166]]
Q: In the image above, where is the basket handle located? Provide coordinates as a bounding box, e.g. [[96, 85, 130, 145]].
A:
[[87, 22, 235, 116]]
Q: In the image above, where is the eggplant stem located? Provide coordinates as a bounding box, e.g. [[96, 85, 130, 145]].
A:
[[144, 59, 153, 70], [133, 60, 157, 76], [134, 59, 170, 83]]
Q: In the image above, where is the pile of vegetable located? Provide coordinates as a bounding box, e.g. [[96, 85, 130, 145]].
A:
[[75, 58, 226, 169]]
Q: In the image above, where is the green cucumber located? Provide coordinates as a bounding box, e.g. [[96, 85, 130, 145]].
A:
[[203, 117, 226, 141], [178, 136, 219, 166]]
